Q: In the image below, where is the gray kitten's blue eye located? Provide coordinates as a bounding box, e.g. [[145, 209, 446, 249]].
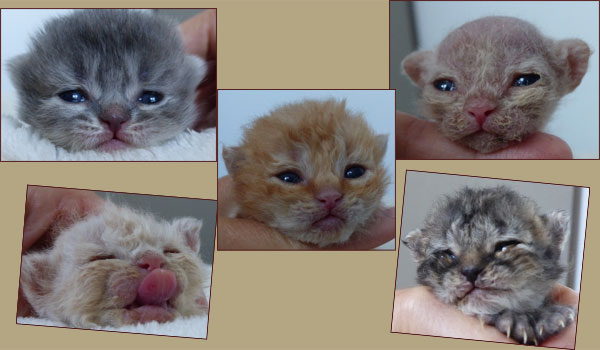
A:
[[276, 171, 302, 184], [58, 89, 87, 103], [433, 79, 456, 92], [513, 74, 541, 87], [138, 91, 163, 104], [344, 165, 365, 179]]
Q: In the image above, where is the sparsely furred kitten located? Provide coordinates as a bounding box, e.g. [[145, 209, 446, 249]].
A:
[[402, 16, 591, 153], [403, 186, 576, 345], [223, 99, 389, 247], [9, 10, 206, 152], [20, 202, 210, 328]]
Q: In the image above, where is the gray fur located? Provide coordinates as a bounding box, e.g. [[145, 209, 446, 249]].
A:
[[403, 186, 575, 344], [9, 9, 206, 151]]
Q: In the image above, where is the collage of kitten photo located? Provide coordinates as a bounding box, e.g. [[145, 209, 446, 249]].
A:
[[18, 186, 216, 338], [1, 2, 597, 350]]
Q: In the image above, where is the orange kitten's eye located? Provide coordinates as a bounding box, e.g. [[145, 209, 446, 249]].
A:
[[344, 165, 365, 179], [164, 248, 180, 254], [276, 171, 302, 184], [88, 254, 116, 262]]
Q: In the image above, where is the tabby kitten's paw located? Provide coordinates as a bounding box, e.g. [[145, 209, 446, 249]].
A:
[[492, 304, 576, 345]]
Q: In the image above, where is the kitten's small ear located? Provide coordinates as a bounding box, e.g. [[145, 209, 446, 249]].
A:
[[20, 252, 59, 313], [222, 146, 244, 174], [184, 54, 208, 88], [402, 50, 434, 88], [173, 217, 203, 253], [541, 210, 570, 253], [374, 134, 388, 161], [553, 39, 591, 94], [401, 229, 428, 262]]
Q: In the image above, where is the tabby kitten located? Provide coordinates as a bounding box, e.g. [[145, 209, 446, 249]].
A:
[[9, 9, 206, 152], [402, 186, 576, 345], [19, 202, 210, 328], [223, 99, 389, 247]]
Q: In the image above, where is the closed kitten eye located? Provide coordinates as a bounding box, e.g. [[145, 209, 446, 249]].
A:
[[512, 74, 541, 87], [344, 165, 366, 179], [433, 79, 456, 92], [88, 254, 116, 262], [494, 239, 522, 252], [164, 248, 180, 254], [137, 91, 164, 104], [58, 89, 88, 103], [275, 171, 303, 184]]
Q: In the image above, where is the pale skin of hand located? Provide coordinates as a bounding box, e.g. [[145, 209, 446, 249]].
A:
[[396, 111, 573, 159], [392, 284, 577, 349], [218, 176, 396, 250], [180, 10, 217, 130], [18, 186, 103, 316]]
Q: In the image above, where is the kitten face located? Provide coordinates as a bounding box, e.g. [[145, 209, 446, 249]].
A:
[[223, 99, 389, 247], [403, 187, 568, 316], [20, 202, 210, 328], [403, 16, 590, 153], [9, 10, 206, 152]]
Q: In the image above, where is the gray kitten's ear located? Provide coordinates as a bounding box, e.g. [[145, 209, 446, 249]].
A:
[[402, 50, 434, 88], [20, 252, 59, 313], [173, 217, 203, 253], [184, 54, 208, 88], [553, 39, 591, 94], [401, 228, 428, 262], [542, 210, 570, 253], [222, 146, 244, 174]]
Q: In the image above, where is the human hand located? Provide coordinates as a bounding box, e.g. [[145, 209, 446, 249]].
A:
[[217, 176, 395, 250], [395, 111, 573, 159], [392, 285, 577, 349], [180, 9, 217, 130], [18, 186, 102, 316]]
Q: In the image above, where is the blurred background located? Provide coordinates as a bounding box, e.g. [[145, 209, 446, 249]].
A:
[[396, 171, 588, 292], [95, 191, 216, 264], [390, 1, 599, 158]]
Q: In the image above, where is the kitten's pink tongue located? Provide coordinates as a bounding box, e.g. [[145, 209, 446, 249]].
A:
[[137, 269, 177, 305]]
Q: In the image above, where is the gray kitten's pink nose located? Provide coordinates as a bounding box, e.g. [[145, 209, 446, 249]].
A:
[[99, 105, 131, 133], [316, 188, 343, 210], [467, 100, 496, 126], [137, 251, 165, 271]]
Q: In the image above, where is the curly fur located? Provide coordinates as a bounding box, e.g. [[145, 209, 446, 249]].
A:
[[403, 16, 591, 153], [403, 186, 575, 344], [20, 202, 210, 328], [8, 10, 206, 151], [223, 99, 389, 247]]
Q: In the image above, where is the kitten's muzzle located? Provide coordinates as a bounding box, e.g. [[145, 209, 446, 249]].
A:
[[461, 266, 483, 283], [99, 105, 131, 133]]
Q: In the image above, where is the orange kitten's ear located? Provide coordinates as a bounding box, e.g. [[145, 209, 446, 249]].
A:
[[374, 134, 388, 161], [223, 146, 244, 174], [402, 229, 428, 262], [173, 217, 203, 253], [402, 50, 434, 88], [553, 39, 591, 94], [541, 210, 570, 255], [20, 251, 59, 315]]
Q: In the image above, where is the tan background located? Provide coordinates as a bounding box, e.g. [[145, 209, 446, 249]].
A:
[[0, 1, 597, 350]]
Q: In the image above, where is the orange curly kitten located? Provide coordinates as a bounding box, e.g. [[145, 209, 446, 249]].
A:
[[223, 99, 389, 247], [20, 202, 210, 328]]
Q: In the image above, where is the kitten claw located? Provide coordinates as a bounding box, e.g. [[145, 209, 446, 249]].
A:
[[479, 318, 485, 329], [568, 312, 575, 321], [538, 326, 544, 336], [533, 338, 538, 346], [559, 320, 565, 328], [506, 327, 511, 339], [523, 331, 527, 345]]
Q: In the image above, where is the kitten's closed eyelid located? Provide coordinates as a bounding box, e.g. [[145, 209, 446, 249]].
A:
[[164, 248, 180, 254], [494, 239, 522, 252], [88, 254, 116, 262]]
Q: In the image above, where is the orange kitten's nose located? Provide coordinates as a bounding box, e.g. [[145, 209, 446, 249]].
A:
[[99, 105, 131, 133], [467, 100, 496, 126], [316, 188, 343, 210], [137, 251, 165, 271]]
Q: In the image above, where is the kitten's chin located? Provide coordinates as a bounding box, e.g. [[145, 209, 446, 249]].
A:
[[312, 215, 345, 231], [96, 139, 131, 152], [458, 131, 518, 153]]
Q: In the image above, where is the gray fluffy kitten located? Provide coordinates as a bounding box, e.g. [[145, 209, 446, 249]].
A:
[[9, 9, 206, 152], [403, 186, 576, 345]]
